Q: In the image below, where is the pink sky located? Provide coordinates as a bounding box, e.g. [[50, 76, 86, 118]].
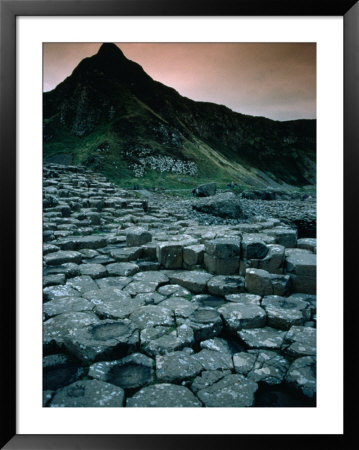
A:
[[43, 42, 316, 121]]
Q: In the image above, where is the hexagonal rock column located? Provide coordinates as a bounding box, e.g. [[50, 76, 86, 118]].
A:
[[89, 353, 155, 391], [196, 374, 258, 407], [237, 350, 289, 385], [156, 242, 183, 269], [49, 380, 125, 407], [185, 308, 223, 342], [261, 295, 311, 330], [63, 319, 139, 363], [204, 238, 241, 275], [245, 268, 291, 296], [285, 249, 316, 294], [183, 244, 205, 269], [218, 303, 266, 334], [262, 227, 297, 248], [156, 349, 203, 383], [126, 227, 152, 247], [285, 356, 316, 398], [237, 327, 287, 350], [207, 275, 245, 296], [283, 325, 316, 357], [126, 383, 202, 407], [168, 271, 213, 294]]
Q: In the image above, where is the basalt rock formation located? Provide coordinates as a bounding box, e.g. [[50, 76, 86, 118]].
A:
[[43, 164, 316, 407]]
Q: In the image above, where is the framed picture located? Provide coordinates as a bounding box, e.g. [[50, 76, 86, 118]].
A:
[[1, 0, 357, 448]]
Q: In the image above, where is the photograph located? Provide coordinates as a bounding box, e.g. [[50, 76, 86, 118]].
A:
[[42, 42, 317, 408]]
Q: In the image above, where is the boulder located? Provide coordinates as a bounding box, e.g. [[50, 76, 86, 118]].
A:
[[192, 182, 217, 197], [192, 192, 246, 219]]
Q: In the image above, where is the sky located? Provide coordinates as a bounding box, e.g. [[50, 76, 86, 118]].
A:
[[43, 42, 316, 121]]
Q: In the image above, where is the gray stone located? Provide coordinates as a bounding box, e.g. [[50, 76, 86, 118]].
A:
[[89, 353, 154, 390], [297, 238, 317, 252], [246, 350, 289, 385], [186, 308, 223, 341], [156, 242, 183, 269], [94, 296, 146, 320], [43, 296, 94, 319], [204, 253, 240, 275], [57, 235, 107, 250], [168, 271, 213, 294], [130, 305, 174, 329], [43, 284, 81, 302], [156, 349, 203, 383], [63, 319, 139, 363], [225, 293, 261, 305], [256, 244, 285, 274], [241, 236, 269, 259], [218, 303, 266, 334], [183, 245, 205, 268], [192, 294, 225, 308], [190, 370, 231, 393], [122, 281, 159, 296], [193, 349, 233, 371], [79, 264, 107, 279], [43, 353, 85, 391], [199, 337, 234, 356], [245, 268, 291, 296], [43, 311, 101, 352], [233, 352, 257, 375], [284, 325, 316, 357], [106, 262, 139, 277], [96, 276, 131, 290], [285, 249, 316, 277], [196, 374, 258, 407], [141, 324, 194, 357], [87, 212, 101, 225], [157, 284, 191, 298], [285, 356, 316, 398], [44, 250, 82, 266], [262, 227, 297, 248], [192, 192, 245, 219], [207, 275, 245, 296], [66, 275, 98, 294], [192, 182, 217, 197], [126, 383, 202, 407], [126, 227, 152, 246], [43, 274, 66, 287], [262, 295, 309, 330], [237, 327, 286, 349], [82, 287, 129, 305], [159, 297, 198, 318], [50, 380, 125, 407], [109, 247, 142, 262], [204, 238, 241, 259], [132, 271, 169, 285]]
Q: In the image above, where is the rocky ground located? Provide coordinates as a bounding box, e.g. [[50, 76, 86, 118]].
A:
[[43, 164, 317, 408]]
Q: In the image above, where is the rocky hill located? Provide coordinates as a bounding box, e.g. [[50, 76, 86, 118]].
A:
[[43, 43, 316, 189]]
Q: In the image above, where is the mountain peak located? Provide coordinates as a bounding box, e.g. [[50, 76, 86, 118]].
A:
[[97, 43, 126, 60]]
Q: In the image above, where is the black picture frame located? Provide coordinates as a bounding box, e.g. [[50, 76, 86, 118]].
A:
[[1, 0, 357, 448]]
